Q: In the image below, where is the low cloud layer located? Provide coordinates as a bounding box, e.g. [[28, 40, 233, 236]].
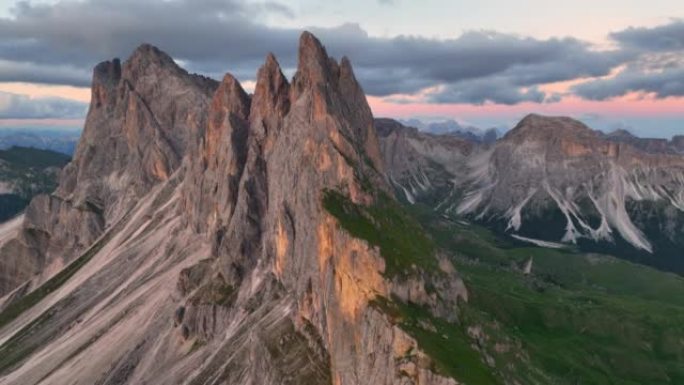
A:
[[0, 0, 681, 106], [0, 91, 87, 119]]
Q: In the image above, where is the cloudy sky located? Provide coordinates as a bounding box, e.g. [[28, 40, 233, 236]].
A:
[[0, 0, 682, 137]]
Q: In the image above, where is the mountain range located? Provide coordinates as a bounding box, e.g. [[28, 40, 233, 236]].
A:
[[0, 33, 683, 385], [380, 115, 684, 273], [0, 129, 80, 156], [400, 118, 500, 144]]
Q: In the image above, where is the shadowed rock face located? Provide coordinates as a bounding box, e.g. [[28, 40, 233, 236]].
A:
[[0, 33, 464, 385], [375, 118, 473, 204]]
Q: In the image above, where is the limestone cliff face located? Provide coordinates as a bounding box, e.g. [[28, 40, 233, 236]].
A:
[[0, 33, 465, 385], [0, 45, 217, 296]]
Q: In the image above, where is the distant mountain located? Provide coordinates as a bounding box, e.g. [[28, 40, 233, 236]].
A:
[[602, 128, 684, 154], [380, 115, 684, 273], [0, 146, 70, 222], [375, 118, 473, 204], [399, 118, 500, 143], [0, 129, 80, 155]]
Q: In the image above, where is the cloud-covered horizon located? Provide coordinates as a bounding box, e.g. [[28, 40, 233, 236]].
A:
[[0, 0, 682, 118], [0, 91, 87, 119]]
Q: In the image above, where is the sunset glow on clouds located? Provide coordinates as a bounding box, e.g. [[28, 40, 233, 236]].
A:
[[0, 0, 682, 137]]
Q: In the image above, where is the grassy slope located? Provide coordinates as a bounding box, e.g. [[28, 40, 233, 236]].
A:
[[322, 189, 437, 276], [324, 189, 502, 384], [415, 204, 684, 385], [324, 190, 684, 384]]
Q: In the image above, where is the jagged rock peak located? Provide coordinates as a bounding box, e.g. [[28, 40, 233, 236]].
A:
[[263, 52, 281, 73], [213, 73, 251, 121], [93, 58, 121, 86], [298, 31, 329, 69], [251, 52, 290, 122], [294, 31, 340, 88], [91, 58, 121, 108]]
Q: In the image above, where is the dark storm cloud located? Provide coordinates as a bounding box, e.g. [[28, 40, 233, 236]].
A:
[[428, 79, 547, 105], [0, 91, 88, 119], [572, 66, 684, 100], [0, 60, 91, 86], [610, 19, 684, 52], [0, 0, 681, 105], [0, 0, 300, 75]]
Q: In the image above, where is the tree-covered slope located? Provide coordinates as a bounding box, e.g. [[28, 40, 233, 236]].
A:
[[0, 146, 70, 222]]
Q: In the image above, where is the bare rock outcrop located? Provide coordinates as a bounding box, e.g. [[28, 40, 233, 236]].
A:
[[0, 44, 217, 296]]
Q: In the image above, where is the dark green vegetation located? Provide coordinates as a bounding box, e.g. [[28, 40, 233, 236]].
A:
[[0, 195, 28, 221], [372, 297, 499, 385], [0, 146, 71, 222], [421, 203, 684, 385], [470, 198, 684, 275], [0, 146, 71, 169], [325, 187, 684, 384], [322, 189, 436, 276]]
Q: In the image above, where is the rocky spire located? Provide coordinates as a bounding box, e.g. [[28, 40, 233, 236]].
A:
[[214, 74, 250, 120], [250, 53, 290, 144], [91, 59, 121, 109], [182, 71, 251, 233], [293, 31, 336, 91], [203, 73, 250, 160]]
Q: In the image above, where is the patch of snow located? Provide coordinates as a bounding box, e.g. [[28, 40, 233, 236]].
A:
[[505, 188, 537, 231], [401, 184, 415, 204], [511, 234, 566, 249], [597, 166, 652, 252]]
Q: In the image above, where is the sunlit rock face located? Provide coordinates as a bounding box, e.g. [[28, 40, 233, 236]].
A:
[[0, 33, 466, 385]]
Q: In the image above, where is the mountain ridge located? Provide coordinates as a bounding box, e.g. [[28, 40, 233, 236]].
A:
[[378, 114, 684, 273], [0, 32, 466, 385]]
